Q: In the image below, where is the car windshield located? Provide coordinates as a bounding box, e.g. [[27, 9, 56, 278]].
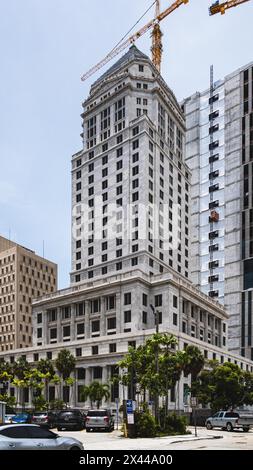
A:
[[87, 410, 109, 417], [59, 411, 78, 417], [13, 414, 29, 419], [33, 412, 46, 416]]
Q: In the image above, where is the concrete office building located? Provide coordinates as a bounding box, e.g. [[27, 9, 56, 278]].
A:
[[71, 45, 190, 284], [183, 62, 253, 359], [2, 269, 253, 409], [0, 236, 57, 351]]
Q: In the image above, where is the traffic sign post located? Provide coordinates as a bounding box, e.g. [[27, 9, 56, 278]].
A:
[[190, 397, 198, 437], [126, 399, 136, 438]]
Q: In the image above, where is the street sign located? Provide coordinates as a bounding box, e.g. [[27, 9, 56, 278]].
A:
[[127, 413, 134, 424], [190, 397, 198, 407], [126, 399, 133, 414]]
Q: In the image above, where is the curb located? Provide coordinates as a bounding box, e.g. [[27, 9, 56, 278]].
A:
[[169, 435, 223, 444]]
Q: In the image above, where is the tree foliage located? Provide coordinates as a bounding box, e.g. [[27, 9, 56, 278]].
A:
[[198, 361, 253, 410], [80, 381, 110, 408]]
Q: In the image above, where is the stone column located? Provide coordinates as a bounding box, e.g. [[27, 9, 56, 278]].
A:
[[100, 297, 106, 336], [43, 308, 48, 346], [70, 304, 75, 341], [204, 312, 209, 343], [186, 301, 191, 336], [116, 293, 121, 334], [196, 307, 201, 340], [85, 301, 91, 339], [57, 307, 62, 343]]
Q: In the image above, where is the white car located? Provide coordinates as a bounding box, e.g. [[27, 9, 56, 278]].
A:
[[4, 414, 16, 424], [0, 424, 84, 450]]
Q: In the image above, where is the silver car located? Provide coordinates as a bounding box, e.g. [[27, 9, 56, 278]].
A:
[[0, 424, 84, 450]]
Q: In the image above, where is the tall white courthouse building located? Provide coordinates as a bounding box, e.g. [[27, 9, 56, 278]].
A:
[[1, 47, 253, 410]]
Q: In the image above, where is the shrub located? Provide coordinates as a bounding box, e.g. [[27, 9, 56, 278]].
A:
[[164, 412, 188, 435], [135, 410, 157, 438]]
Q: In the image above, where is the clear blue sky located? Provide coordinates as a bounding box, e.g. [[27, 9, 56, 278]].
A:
[[0, 0, 252, 289]]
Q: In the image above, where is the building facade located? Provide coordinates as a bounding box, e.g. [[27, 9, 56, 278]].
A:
[[71, 45, 190, 284], [0, 236, 57, 351], [2, 269, 253, 410], [183, 62, 253, 359]]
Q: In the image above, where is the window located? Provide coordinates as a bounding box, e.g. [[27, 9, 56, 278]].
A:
[[142, 311, 147, 324], [37, 328, 42, 338], [124, 293, 131, 305], [93, 367, 102, 379], [76, 348, 82, 357], [124, 311, 131, 323], [155, 294, 162, 307], [143, 293, 148, 306], [77, 368, 85, 379], [50, 328, 57, 340], [37, 313, 42, 324], [91, 320, 100, 333], [173, 313, 178, 326], [92, 345, 98, 355], [63, 325, 70, 338], [76, 323, 85, 336], [173, 296, 178, 308], [109, 343, 117, 353], [107, 317, 116, 330]]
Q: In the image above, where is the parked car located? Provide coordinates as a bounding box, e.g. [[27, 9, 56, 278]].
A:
[[0, 424, 84, 450], [4, 414, 16, 424], [85, 409, 114, 432], [57, 410, 85, 431], [206, 411, 253, 432], [31, 411, 59, 429], [11, 413, 32, 424]]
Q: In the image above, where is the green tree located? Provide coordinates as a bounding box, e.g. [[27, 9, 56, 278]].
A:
[[55, 350, 76, 380], [37, 359, 55, 402], [55, 350, 76, 404], [11, 357, 30, 410], [80, 381, 110, 408], [198, 361, 253, 411], [118, 333, 190, 426], [182, 345, 205, 396]]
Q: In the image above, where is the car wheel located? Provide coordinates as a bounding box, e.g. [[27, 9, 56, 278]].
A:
[[206, 421, 213, 430], [70, 446, 81, 450], [243, 427, 250, 432], [57, 427, 62, 431], [226, 422, 233, 432], [86, 428, 91, 432]]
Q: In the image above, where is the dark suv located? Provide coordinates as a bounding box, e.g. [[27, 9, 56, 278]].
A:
[[85, 409, 114, 432], [57, 410, 85, 431], [31, 411, 59, 429]]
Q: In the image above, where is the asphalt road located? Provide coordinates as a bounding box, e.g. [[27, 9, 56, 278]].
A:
[[56, 426, 253, 450]]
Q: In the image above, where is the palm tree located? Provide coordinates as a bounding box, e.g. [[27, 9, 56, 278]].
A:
[[183, 345, 205, 396], [55, 350, 76, 404], [55, 350, 76, 380], [37, 359, 55, 402], [81, 382, 110, 409]]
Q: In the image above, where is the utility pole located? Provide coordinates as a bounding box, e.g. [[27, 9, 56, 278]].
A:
[[150, 304, 160, 424]]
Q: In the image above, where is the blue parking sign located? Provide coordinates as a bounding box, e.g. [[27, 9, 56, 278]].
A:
[[126, 400, 133, 414]]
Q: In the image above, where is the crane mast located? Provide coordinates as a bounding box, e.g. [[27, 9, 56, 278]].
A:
[[81, 0, 189, 82], [209, 0, 251, 15]]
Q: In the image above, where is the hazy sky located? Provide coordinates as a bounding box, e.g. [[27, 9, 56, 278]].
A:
[[0, 0, 252, 289]]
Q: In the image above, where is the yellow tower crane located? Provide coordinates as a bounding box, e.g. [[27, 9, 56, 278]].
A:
[[209, 0, 251, 15], [81, 0, 189, 82]]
